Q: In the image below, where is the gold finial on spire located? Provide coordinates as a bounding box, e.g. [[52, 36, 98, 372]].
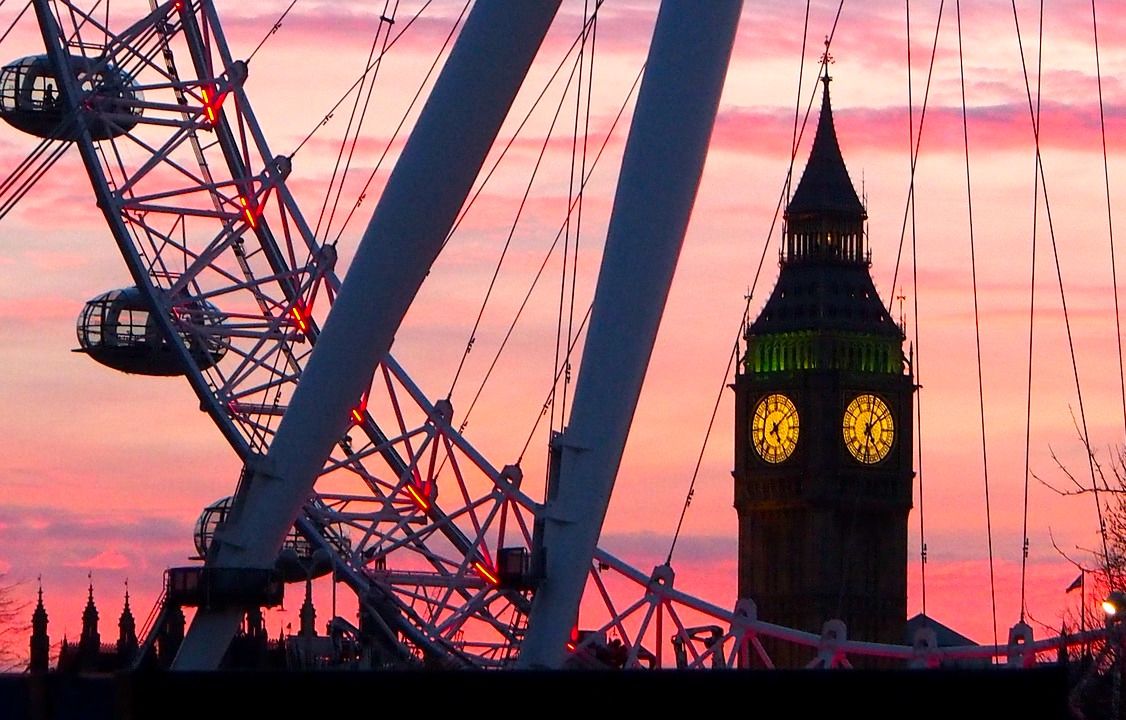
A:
[[820, 36, 834, 84]]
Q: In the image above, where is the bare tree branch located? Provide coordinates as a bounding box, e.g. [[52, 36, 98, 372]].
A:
[[0, 574, 28, 672]]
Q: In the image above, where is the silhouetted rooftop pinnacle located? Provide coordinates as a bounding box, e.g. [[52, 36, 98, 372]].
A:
[[786, 70, 865, 219], [119, 583, 135, 632], [32, 579, 47, 627], [749, 58, 901, 341], [82, 579, 97, 623]]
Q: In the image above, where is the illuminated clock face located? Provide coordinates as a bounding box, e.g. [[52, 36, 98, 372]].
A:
[[751, 393, 800, 464], [842, 393, 895, 464]]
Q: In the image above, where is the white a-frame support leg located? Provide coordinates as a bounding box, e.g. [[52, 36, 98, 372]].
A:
[[517, 0, 743, 669]]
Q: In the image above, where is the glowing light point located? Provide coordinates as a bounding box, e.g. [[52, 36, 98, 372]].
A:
[[201, 86, 217, 123], [565, 626, 579, 652], [289, 304, 310, 335], [405, 484, 429, 511], [238, 195, 258, 228], [1106, 591, 1126, 619], [351, 392, 369, 425], [200, 85, 228, 126], [473, 561, 499, 586]]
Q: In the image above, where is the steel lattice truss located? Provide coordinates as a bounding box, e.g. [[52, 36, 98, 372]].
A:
[[5, 0, 1103, 669]]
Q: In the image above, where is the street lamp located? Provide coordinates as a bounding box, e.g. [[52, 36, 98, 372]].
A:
[[1103, 591, 1126, 620], [1103, 590, 1126, 718]]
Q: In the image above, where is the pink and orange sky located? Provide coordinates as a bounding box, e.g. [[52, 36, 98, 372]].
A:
[[2, 0, 1125, 660]]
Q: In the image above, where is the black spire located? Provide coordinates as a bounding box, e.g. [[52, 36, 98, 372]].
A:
[[747, 59, 903, 360], [29, 579, 49, 673], [117, 582, 137, 660], [299, 577, 316, 638], [78, 574, 100, 661], [786, 57, 865, 220]]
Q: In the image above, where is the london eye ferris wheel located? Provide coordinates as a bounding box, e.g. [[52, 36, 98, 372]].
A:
[[0, 0, 1116, 673]]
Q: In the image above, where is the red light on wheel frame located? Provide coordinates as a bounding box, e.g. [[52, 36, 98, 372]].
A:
[[350, 390, 369, 426], [289, 303, 310, 335], [200, 85, 227, 125], [238, 195, 258, 229], [405, 484, 429, 512], [473, 561, 499, 586], [565, 625, 579, 651]]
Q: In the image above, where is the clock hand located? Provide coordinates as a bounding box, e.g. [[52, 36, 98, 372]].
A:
[[861, 422, 874, 460]]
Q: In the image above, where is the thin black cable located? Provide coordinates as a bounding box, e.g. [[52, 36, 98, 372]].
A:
[[0, 2, 31, 47], [246, 0, 298, 64], [326, 2, 468, 248], [895, 0, 946, 625], [786, 1, 811, 206], [291, 0, 444, 161], [439, 5, 604, 256], [0, 140, 70, 221], [0, 133, 63, 198], [562, 6, 598, 430], [456, 62, 644, 444], [0, 100, 84, 221], [313, 15, 385, 240], [551, 36, 580, 438], [551, 1, 593, 436], [888, 2, 945, 311], [956, 0, 999, 655], [445, 45, 584, 401], [327, 2, 400, 239], [668, 1, 831, 563], [749, 1, 845, 298], [1011, 0, 1111, 573], [444, 5, 605, 399], [666, 303, 746, 564], [316, 4, 398, 243], [520, 303, 593, 463], [1019, 0, 1046, 628], [1091, 0, 1126, 440], [905, 0, 929, 621]]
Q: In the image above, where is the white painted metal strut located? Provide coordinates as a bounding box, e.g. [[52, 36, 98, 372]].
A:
[[173, 0, 562, 670], [516, 0, 743, 669]]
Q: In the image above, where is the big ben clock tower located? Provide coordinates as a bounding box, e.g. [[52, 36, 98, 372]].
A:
[[733, 66, 913, 668]]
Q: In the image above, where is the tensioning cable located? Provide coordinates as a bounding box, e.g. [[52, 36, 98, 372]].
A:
[[956, 0, 999, 654], [668, 0, 842, 564], [1011, 0, 1112, 578], [1090, 0, 1126, 442]]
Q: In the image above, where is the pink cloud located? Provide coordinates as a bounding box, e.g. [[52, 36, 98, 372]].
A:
[[65, 551, 130, 571], [712, 100, 1126, 162], [0, 293, 80, 328]]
